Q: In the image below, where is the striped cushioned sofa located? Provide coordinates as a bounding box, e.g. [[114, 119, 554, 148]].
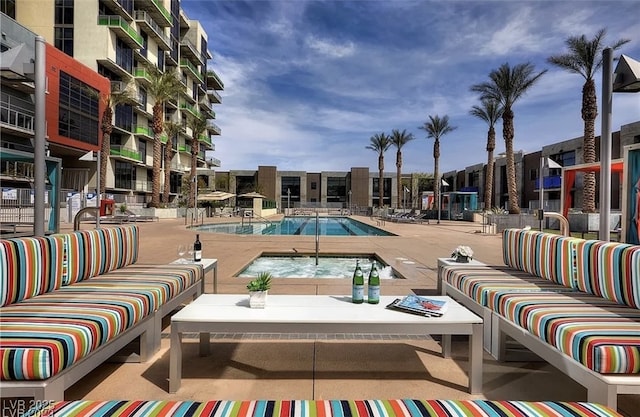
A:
[[21, 399, 622, 417], [0, 225, 204, 401], [440, 228, 640, 409]]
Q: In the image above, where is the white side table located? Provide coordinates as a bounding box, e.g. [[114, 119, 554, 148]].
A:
[[437, 257, 486, 295], [172, 258, 218, 293]]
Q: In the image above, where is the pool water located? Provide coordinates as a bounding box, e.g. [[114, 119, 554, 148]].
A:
[[194, 216, 394, 236], [237, 255, 397, 279]]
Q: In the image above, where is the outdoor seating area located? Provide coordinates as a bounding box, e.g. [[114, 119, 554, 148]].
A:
[[440, 228, 640, 409], [0, 225, 204, 401]]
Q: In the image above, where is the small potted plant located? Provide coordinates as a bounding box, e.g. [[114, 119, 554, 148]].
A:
[[247, 271, 272, 308], [451, 245, 474, 263]]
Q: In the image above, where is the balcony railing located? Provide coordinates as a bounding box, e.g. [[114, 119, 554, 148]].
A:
[[206, 69, 224, 90], [135, 0, 172, 26], [206, 119, 221, 135], [179, 101, 199, 118], [98, 15, 144, 49], [0, 99, 34, 133], [134, 180, 153, 192], [207, 89, 222, 104], [133, 11, 171, 50], [133, 125, 154, 138], [133, 66, 151, 85], [180, 38, 204, 64], [180, 59, 203, 83], [110, 145, 142, 162], [199, 134, 212, 147], [206, 157, 221, 167]]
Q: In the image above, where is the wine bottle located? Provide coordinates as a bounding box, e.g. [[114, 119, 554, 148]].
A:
[[193, 234, 202, 262], [352, 260, 364, 304], [367, 261, 380, 304]]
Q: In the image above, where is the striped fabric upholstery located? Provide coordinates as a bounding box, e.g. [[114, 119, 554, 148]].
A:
[[501, 229, 577, 286], [574, 240, 640, 309], [0, 292, 151, 380], [444, 266, 572, 307], [63, 225, 139, 285], [58, 264, 204, 312], [0, 235, 66, 307], [493, 291, 640, 373], [22, 400, 622, 417]]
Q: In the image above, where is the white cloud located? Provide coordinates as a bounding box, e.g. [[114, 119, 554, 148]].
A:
[[305, 35, 356, 58]]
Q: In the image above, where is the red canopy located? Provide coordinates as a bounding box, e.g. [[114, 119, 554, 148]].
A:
[[561, 160, 624, 218]]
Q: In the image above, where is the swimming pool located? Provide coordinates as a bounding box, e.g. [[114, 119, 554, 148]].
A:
[[193, 216, 394, 236]]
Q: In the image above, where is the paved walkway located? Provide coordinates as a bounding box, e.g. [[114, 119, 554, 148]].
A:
[[61, 217, 638, 416]]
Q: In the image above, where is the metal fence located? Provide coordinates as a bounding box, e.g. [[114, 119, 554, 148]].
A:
[[0, 188, 54, 236]]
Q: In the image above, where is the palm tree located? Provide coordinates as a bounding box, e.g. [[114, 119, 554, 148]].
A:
[[548, 29, 629, 213], [187, 113, 207, 207], [95, 82, 137, 195], [469, 99, 503, 210], [366, 132, 392, 208], [419, 115, 457, 211], [389, 129, 415, 208], [162, 121, 182, 205], [145, 65, 184, 207], [471, 62, 547, 214]]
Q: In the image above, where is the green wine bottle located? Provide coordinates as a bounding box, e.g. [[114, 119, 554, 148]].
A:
[[367, 261, 380, 304], [352, 260, 364, 304]]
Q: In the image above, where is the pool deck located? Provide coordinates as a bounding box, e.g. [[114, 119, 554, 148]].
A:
[[60, 216, 639, 415]]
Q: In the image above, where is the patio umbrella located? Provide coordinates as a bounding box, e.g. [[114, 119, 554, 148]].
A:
[[197, 191, 236, 201], [237, 192, 267, 199]]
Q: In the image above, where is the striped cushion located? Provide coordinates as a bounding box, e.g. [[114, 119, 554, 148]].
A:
[[0, 293, 150, 380], [444, 266, 573, 307], [63, 225, 139, 284], [574, 240, 640, 308], [60, 264, 204, 311], [501, 229, 577, 286], [0, 235, 66, 307], [22, 400, 622, 417], [494, 291, 640, 373]]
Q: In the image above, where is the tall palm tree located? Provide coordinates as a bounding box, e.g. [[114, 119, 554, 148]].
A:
[[187, 113, 207, 207], [548, 29, 629, 213], [145, 65, 184, 207], [469, 99, 503, 210], [162, 121, 182, 204], [366, 132, 392, 208], [95, 82, 137, 195], [419, 115, 457, 210], [471, 62, 547, 214], [389, 129, 415, 208]]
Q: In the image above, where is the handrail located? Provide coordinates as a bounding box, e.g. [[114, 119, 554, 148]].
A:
[[543, 211, 570, 237]]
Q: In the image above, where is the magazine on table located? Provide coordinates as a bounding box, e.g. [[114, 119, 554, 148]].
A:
[[386, 295, 449, 317]]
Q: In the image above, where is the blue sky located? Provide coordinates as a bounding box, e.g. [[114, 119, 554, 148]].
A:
[[183, 0, 640, 174]]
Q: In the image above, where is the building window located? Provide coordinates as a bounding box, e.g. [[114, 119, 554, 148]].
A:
[[530, 168, 538, 181], [54, 0, 74, 56], [140, 31, 148, 58], [372, 178, 391, 206], [58, 71, 99, 145], [114, 104, 133, 132], [139, 139, 146, 160], [1, 0, 16, 18], [327, 177, 346, 203], [114, 160, 135, 189], [115, 38, 133, 73], [281, 176, 300, 206], [157, 46, 165, 71], [310, 181, 317, 190]]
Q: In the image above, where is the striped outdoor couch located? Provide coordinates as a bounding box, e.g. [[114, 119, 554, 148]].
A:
[[0, 225, 203, 401], [440, 228, 640, 409], [20, 399, 622, 417]]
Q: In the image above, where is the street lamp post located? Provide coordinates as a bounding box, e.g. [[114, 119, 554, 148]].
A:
[[287, 188, 291, 212], [348, 189, 352, 214], [193, 176, 198, 224], [600, 51, 640, 241]]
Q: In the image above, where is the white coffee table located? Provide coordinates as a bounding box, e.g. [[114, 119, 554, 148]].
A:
[[169, 294, 483, 394], [171, 258, 218, 293]]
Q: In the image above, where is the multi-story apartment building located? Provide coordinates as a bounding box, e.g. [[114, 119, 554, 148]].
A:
[[214, 121, 640, 215], [10, 0, 223, 204]]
